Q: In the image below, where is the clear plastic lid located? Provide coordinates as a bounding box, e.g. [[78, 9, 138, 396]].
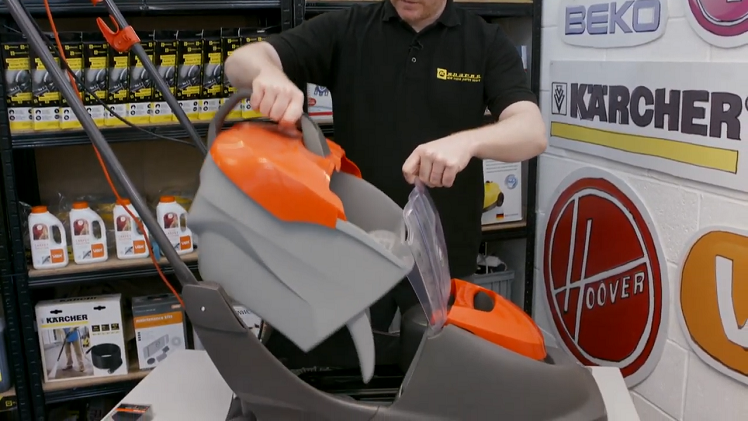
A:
[[402, 182, 451, 331]]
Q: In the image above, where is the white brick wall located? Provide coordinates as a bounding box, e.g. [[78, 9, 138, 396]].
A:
[[536, 0, 748, 419]]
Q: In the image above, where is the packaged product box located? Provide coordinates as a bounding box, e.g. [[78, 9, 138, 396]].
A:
[[152, 31, 178, 124], [36, 294, 128, 383], [83, 32, 109, 127], [59, 32, 84, 130], [239, 27, 269, 119], [127, 30, 155, 125], [106, 42, 130, 127], [31, 33, 61, 131], [176, 30, 204, 121], [482, 160, 522, 225], [132, 294, 186, 370], [199, 30, 223, 122], [220, 28, 242, 120], [307, 84, 333, 124], [192, 303, 262, 351], [2, 33, 33, 133]]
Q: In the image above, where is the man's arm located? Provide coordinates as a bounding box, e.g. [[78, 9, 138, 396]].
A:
[[465, 30, 547, 163]]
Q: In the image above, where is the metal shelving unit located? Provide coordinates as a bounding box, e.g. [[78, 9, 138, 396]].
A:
[[0, 1, 295, 419], [0, 0, 542, 419], [302, 0, 543, 314]]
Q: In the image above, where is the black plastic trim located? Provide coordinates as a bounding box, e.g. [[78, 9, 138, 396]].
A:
[[27, 260, 200, 289], [44, 378, 143, 405]]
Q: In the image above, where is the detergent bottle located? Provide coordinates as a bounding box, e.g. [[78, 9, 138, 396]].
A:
[[69, 201, 108, 264], [156, 196, 193, 255], [28, 206, 68, 270], [113, 198, 151, 260]]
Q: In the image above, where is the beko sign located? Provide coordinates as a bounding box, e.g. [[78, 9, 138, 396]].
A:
[[560, 0, 668, 48]]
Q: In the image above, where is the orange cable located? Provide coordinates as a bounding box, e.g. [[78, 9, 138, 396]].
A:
[[43, 0, 185, 308]]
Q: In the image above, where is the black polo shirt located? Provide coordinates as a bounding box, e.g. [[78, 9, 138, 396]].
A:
[[266, 0, 535, 278]]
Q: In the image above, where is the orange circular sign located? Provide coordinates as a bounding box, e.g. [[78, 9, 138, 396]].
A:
[[680, 229, 748, 384]]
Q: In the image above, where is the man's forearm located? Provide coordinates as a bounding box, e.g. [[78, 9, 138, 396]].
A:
[[224, 41, 284, 90], [463, 101, 548, 163]]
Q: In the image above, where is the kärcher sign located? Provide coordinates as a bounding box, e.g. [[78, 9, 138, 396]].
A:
[[549, 60, 748, 193], [560, 0, 668, 48]]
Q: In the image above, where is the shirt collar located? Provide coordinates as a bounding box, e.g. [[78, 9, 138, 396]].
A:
[[382, 0, 460, 28]]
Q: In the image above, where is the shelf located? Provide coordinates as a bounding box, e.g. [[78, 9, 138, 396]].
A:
[[0, 387, 16, 412], [0, 0, 281, 15], [481, 220, 527, 241], [27, 251, 199, 288], [304, 0, 533, 16], [43, 360, 149, 405], [0, 0, 145, 15]]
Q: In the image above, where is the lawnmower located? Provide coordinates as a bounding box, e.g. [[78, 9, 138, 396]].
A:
[[5, 0, 608, 419]]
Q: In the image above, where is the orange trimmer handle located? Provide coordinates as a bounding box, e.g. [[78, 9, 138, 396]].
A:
[[207, 89, 330, 158]]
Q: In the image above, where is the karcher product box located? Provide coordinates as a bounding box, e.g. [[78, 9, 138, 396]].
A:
[[59, 32, 84, 130], [482, 160, 522, 225], [307, 84, 333, 124], [106, 43, 130, 127], [199, 29, 223, 121], [127, 30, 155, 125], [176, 30, 204, 121], [31, 34, 61, 132], [2, 34, 33, 132], [220, 27, 242, 120], [36, 294, 128, 384], [83, 32, 109, 127], [132, 294, 186, 370], [152, 31, 177, 124]]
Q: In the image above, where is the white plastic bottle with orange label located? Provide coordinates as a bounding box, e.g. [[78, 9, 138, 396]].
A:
[[28, 206, 69, 270], [69, 201, 108, 264], [113, 198, 150, 260], [156, 196, 193, 255]]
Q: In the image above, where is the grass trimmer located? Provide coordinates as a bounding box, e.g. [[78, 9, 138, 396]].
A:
[[5, 1, 609, 420]]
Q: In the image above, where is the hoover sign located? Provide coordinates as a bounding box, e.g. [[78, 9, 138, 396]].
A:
[[560, 0, 668, 48], [541, 167, 668, 388], [549, 60, 748, 193], [686, 0, 748, 48], [679, 228, 748, 385]]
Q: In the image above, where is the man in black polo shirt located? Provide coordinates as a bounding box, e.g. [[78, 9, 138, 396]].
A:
[[225, 0, 546, 329]]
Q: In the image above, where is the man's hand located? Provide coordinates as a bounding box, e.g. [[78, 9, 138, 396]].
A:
[[402, 134, 475, 188], [250, 68, 305, 128]]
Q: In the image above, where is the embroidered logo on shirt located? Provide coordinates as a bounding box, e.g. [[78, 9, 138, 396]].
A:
[[436, 68, 481, 82]]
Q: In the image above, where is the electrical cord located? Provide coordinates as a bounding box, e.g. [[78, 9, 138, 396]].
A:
[[33, 0, 185, 307], [17, 16, 197, 147]]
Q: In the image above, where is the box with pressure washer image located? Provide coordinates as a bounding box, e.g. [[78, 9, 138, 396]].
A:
[[106, 42, 130, 127], [199, 29, 223, 121], [83, 32, 109, 127], [132, 294, 187, 370], [307, 83, 333, 124], [176, 30, 203, 121], [59, 32, 85, 130], [220, 27, 242, 120], [2, 33, 33, 133], [36, 294, 128, 383], [481, 160, 522, 225], [31, 33, 60, 131], [151, 30, 177, 124], [127, 30, 155, 125]]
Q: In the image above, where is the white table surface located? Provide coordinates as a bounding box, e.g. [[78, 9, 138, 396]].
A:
[[106, 349, 640, 420]]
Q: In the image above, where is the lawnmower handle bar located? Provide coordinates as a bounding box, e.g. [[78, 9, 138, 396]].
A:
[[207, 89, 331, 158], [5, 0, 200, 288]]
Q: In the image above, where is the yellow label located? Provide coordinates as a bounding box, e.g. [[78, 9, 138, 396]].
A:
[[436, 67, 482, 83]]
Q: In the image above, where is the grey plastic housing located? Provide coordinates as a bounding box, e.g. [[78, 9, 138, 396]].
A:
[[185, 281, 608, 421]]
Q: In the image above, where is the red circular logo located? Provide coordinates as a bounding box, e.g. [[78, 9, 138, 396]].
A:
[[543, 176, 665, 385]]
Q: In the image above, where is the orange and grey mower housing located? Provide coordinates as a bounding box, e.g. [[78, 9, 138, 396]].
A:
[[183, 90, 608, 420]]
